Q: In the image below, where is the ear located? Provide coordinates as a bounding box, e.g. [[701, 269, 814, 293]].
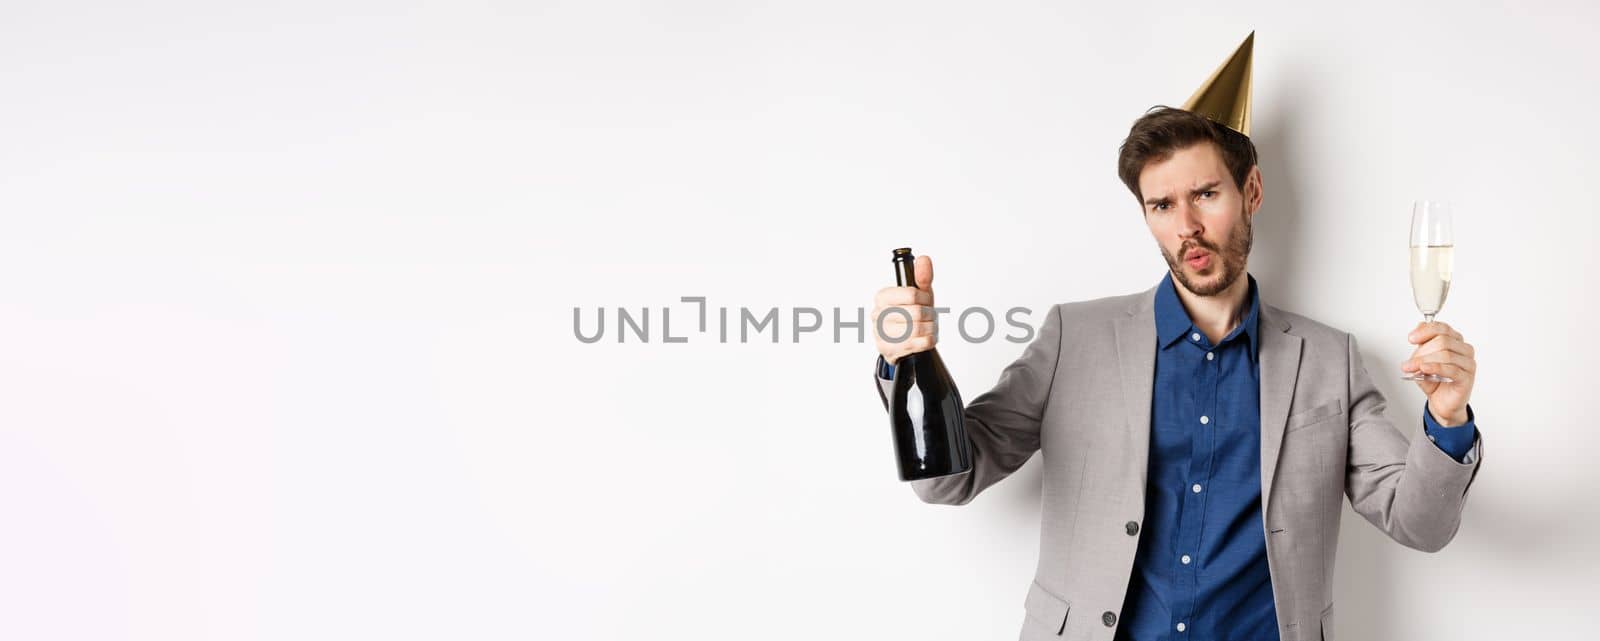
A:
[[1244, 165, 1264, 216]]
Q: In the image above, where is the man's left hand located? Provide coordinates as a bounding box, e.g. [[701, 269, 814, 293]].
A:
[[1400, 321, 1476, 426]]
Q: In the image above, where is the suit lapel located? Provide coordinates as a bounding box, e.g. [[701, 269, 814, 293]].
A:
[[1257, 304, 1302, 519], [1113, 286, 1158, 493]]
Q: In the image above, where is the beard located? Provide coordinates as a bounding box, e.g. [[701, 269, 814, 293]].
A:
[[1160, 205, 1253, 297]]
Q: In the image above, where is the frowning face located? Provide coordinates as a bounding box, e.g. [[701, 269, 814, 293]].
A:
[[1138, 142, 1263, 297]]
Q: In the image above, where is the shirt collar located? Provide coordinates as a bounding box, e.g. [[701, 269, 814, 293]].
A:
[[1154, 271, 1262, 362]]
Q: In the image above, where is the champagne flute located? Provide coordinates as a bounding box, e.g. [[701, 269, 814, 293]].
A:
[[1403, 200, 1455, 382]]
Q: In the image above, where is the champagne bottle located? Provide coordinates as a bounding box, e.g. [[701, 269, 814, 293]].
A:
[[886, 247, 973, 481]]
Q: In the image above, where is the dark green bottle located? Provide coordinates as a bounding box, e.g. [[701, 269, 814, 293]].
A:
[[887, 248, 973, 481]]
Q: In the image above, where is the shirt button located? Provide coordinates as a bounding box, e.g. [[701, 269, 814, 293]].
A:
[[1125, 521, 1140, 536], [1191, 332, 1201, 342], [1206, 352, 1214, 361], [1192, 483, 1203, 493], [1181, 554, 1192, 565], [1102, 611, 1118, 627], [1199, 415, 1210, 425], [1177, 622, 1187, 632]]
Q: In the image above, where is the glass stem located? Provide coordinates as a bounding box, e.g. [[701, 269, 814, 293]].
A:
[[1423, 313, 1435, 325]]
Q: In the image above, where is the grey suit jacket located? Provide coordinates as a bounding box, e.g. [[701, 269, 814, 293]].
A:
[[875, 282, 1482, 641]]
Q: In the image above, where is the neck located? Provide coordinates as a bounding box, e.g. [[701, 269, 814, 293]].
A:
[[1172, 270, 1252, 345]]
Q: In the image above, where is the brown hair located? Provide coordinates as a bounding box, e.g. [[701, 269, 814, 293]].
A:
[[1117, 106, 1257, 205]]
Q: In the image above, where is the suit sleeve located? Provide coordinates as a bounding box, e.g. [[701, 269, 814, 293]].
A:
[[874, 303, 1065, 505], [1344, 333, 1483, 552]]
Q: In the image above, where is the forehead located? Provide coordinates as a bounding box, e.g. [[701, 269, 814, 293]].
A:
[[1138, 142, 1230, 197]]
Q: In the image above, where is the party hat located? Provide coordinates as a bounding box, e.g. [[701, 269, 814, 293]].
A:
[[1182, 31, 1254, 137]]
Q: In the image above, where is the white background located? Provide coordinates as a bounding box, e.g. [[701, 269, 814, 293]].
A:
[[2, 1, 1597, 639]]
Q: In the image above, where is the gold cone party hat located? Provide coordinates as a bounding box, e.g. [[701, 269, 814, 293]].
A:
[[1182, 31, 1254, 137]]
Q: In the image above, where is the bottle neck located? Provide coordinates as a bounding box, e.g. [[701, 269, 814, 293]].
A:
[[894, 258, 915, 287]]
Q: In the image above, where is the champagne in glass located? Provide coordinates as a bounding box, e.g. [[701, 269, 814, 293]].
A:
[[1403, 200, 1455, 382], [1410, 244, 1453, 318]]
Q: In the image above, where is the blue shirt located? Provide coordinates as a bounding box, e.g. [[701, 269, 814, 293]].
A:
[[1117, 272, 1477, 641], [1118, 272, 1274, 641]]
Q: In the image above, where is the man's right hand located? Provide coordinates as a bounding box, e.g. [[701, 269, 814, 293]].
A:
[[872, 254, 938, 366]]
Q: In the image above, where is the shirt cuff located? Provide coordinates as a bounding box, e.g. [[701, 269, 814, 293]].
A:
[[1422, 402, 1478, 463], [877, 355, 896, 380]]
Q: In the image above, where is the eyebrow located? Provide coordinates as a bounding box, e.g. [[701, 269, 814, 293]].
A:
[[1144, 180, 1223, 208]]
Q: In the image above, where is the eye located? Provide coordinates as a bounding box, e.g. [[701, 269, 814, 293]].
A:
[[1200, 190, 1218, 199]]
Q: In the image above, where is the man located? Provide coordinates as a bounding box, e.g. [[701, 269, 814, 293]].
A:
[[869, 34, 1481, 641]]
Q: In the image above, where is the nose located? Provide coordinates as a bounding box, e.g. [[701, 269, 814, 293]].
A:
[[1176, 202, 1204, 239]]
